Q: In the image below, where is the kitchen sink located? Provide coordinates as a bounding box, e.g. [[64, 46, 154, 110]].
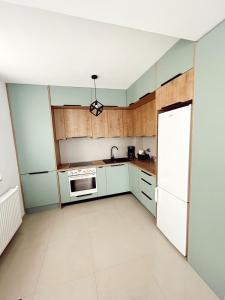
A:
[[103, 157, 130, 164]]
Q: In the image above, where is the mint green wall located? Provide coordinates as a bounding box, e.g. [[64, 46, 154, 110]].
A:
[[126, 40, 194, 105], [91, 88, 126, 107], [188, 21, 225, 300], [156, 39, 194, 88], [50, 85, 126, 107], [127, 64, 156, 105], [50, 86, 91, 106]]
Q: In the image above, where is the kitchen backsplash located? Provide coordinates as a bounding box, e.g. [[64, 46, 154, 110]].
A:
[[59, 137, 149, 163], [142, 136, 157, 156]]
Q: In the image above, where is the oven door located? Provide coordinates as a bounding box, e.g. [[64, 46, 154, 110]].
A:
[[69, 174, 97, 197]]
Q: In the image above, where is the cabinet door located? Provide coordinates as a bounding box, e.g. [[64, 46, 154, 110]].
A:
[[53, 108, 66, 140], [64, 109, 92, 138], [50, 86, 91, 106], [106, 164, 129, 195], [97, 167, 107, 196], [122, 110, 133, 137], [8, 84, 56, 174], [156, 40, 194, 88], [156, 69, 194, 110], [58, 171, 70, 203], [143, 100, 157, 136], [91, 111, 108, 138], [133, 106, 144, 137], [129, 164, 140, 199], [21, 171, 59, 209], [91, 88, 126, 107], [106, 110, 124, 137]]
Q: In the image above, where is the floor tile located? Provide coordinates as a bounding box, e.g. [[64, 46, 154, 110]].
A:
[[36, 236, 94, 290], [0, 244, 45, 300], [33, 276, 98, 300], [0, 194, 219, 300], [96, 257, 165, 300]]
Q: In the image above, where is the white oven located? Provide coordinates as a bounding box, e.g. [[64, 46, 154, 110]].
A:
[[68, 168, 97, 197]]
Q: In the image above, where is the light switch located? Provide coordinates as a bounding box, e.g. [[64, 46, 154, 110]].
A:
[[0, 174, 2, 182]]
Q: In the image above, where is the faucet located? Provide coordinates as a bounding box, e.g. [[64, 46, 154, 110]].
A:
[[111, 146, 118, 161]]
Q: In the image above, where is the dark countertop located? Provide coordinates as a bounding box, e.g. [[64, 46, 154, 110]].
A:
[[58, 159, 157, 176]]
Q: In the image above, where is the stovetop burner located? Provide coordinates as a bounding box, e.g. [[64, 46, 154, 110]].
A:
[[69, 161, 93, 168]]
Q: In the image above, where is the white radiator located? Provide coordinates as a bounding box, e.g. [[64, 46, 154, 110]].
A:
[[0, 186, 22, 255]]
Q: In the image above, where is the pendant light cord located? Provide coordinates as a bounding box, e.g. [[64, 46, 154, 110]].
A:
[[94, 79, 97, 100]]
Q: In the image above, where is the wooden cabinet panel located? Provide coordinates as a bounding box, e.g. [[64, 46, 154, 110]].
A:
[[133, 106, 144, 136], [106, 110, 123, 137], [91, 110, 108, 138], [156, 69, 194, 110], [122, 110, 133, 136], [133, 101, 156, 137], [144, 100, 157, 136], [53, 109, 66, 140], [64, 109, 92, 138]]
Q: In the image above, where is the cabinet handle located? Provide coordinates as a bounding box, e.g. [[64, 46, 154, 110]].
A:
[[141, 170, 152, 176], [63, 104, 81, 107], [161, 73, 182, 86], [141, 178, 152, 185], [29, 171, 49, 175], [76, 193, 92, 197], [141, 191, 152, 201], [110, 164, 124, 167]]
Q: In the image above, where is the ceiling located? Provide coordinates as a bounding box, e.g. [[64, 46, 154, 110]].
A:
[[3, 0, 225, 40], [0, 1, 224, 88], [0, 2, 177, 88]]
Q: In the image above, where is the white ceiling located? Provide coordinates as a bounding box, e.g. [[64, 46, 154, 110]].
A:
[[0, 1, 178, 88], [0, 1, 224, 88], [3, 0, 225, 40]]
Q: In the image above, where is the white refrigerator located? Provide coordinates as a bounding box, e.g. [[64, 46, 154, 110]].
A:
[[156, 104, 191, 256]]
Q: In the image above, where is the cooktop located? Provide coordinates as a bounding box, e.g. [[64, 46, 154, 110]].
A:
[[69, 161, 94, 168]]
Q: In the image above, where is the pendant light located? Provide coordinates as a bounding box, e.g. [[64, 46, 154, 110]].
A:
[[90, 75, 104, 117]]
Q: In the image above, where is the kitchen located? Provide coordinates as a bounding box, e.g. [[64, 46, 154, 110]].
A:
[[0, 1, 225, 300]]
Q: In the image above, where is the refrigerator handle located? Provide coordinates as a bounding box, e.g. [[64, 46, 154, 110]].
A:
[[155, 187, 158, 203]]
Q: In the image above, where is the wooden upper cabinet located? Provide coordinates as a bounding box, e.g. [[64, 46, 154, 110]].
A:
[[144, 100, 157, 136], [156, 68, 194, 110], [106, 110, 124, 137], [53, 108, 66, 140], [122, 110, 133, 137], [133, 106, 144, 137], [64, 109, 92, 138], [91, 110, 108, 138]]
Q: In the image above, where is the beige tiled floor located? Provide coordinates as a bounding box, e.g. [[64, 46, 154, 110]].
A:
[[0, 194, 219, 300]]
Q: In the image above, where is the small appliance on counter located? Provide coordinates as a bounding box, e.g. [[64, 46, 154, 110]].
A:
[[137, 149, 150, 160], [128, 146, 135, 160]]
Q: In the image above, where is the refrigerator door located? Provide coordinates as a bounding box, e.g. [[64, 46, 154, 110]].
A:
[[158, 105, 191, 202], [157, 187, 188, 256]]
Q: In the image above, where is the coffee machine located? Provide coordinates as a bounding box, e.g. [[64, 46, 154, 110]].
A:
[[128, 146, 135, 160]]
